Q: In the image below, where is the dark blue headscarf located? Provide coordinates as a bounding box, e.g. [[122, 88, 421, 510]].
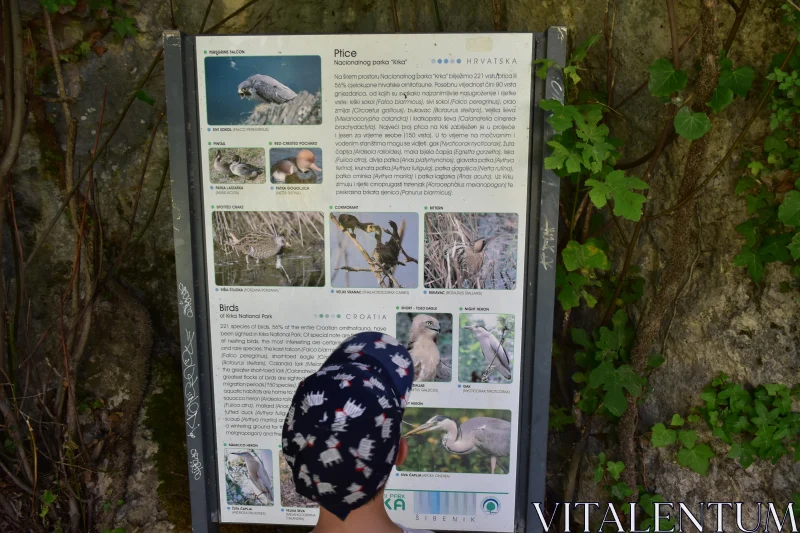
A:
[[281, 332, 414, 520]]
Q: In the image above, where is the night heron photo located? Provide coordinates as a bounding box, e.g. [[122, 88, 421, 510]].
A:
[[462, 324, 512, 380], [230, 451, 274, 505], [404, 415, 511, 474]]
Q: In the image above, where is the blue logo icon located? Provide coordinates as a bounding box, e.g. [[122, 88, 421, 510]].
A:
[[481, 497, 500, 515]]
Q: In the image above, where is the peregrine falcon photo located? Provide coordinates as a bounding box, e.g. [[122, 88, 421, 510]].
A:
[[204, 55, 322, 125]]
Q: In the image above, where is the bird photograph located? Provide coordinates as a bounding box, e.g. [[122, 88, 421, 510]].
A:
[[225, 449, 274, 506], [204, 55, 321, 125], [212, 211, 325, 287], [208, 147, 266, 184], [395, 313, 453, 382], [459, 314, 515, 384], [329, 212, 419, 289], [401, 408, 512, 475], [270, 147, 323, 184], [424, 213, 519, 290]]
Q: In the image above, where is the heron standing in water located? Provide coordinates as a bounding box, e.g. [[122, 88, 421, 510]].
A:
[[403, 415, 511, 474]]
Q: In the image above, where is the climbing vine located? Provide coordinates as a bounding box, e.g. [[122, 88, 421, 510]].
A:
[[543, 1, 800, 528]]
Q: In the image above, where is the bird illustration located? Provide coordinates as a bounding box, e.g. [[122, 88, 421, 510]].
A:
[[213, 151, 235, 180], [238, 74, 297, 104], [337, 214, 377, 236], [231, 451, 273, 504], [229, 155, 265, 181], [404, 416, 511, 474], [450, 237, 493, 287], [462, 324, 512, 380], [228, 232, 289, 265], [407, 314, 441, 382], [372, 221, 404, 270], [271, 149, 323, 184]]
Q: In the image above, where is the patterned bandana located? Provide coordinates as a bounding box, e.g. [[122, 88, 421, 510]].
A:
[[281, 332, 414, 520]]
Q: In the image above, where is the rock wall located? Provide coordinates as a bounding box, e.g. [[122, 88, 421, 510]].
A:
[[7, 0, 797, 531]]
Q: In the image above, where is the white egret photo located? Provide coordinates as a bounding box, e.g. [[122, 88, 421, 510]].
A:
[[395, 313, 452, 382], [459, 313, 515, 384], [204, 56, 321, 125], [225, 449, 274, 506], [401, 408, 512, 475], [208, 147, 266, 184]]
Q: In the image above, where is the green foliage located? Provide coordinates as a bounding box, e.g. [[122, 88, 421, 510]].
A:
[[676, 443, 715, 476], [556, 240, 610, 310], [585, 170, 649, 221], [135, 90, 155, 106], [41, 0, 77, 13], [648, 58, 688, 97], [548, 406, 574, 430], [40, 490, 56, 519], [639, 492, 677, 532], [651, 423, 677, 447], [534, 33, 601, 88], [562, 239, 610, 272], [673, 106, 712, 140], [710, 52, 755, 113], [112, 17, 138, 38]]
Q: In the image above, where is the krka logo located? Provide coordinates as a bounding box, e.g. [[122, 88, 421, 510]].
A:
[[385, 494, 407, 511], [481, 497, 501, 516]]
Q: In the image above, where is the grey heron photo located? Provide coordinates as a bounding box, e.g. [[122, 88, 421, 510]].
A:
[[270, 147, 323, 184], [208, 147, 266, 184], [212, 211, 325, 287], [395, 313, 453, 382], [459, 313, 515, 384], [330, 212, 419, 289], [424, 213, 519, 290], [204, 55, 321, 125], [401, 408, 512, 474], [225, 449, 274, 506]]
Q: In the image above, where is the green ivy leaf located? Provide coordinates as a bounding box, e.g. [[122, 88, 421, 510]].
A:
[[709, 87, 734, 113], [788, 233, 800, 261], [677, 443, 715, 476], [648, 58, 688, 96], [112, 17, 138, 39], [735, 219, 760, 248], [747, 161, 764, 176], [585, 170, 649, 222], [562, 240, 611, 272], [671, 414, 685, 427], [648, 353, 666, 369], [733, 247, 764, 282], [41, 0, 77, 13], [135, 90, 155, 106], [606, 461, 625, 481], [556, 266, 601, 310], [588, 362, 642, 417], [540, 99, 581, 132], [758, 234, 792, 263], [533, 58, 557, 80], [610, 482, 633, 500], [545, 141, 582, 173], [570, 33, 602, 64], [674, 107, 712, 140], [778, 190, 800, 226], [719, 66, 755, 98], [652, 423, 677, 447], [679, 429, 698, 449]]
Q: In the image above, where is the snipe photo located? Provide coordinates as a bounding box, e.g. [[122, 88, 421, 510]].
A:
[[424, 213, 519, 290], [212, 211, 325, 287]]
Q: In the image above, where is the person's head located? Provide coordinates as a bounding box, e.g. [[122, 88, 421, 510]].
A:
[[281, 332, 414, 521]]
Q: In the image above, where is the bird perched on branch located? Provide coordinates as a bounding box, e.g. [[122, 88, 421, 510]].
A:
[[231, 451, 273, 504], [213, 151, 235, 180], [228, 233, 289, 265], [229, 155, 265, 181], [407, 315, 441, 382], [462, 324, 511, 380], [238, 74, 297, 104], [372, 221, 404, 270], [272, 149, 323, 184], [337, 214, 378, 236], [450, 237, 492, 286], [404, 415, 511, 474]]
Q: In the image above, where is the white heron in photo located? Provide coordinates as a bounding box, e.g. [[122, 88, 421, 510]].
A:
[[462, 324, 512, 380], [231, 451, 273, 504]]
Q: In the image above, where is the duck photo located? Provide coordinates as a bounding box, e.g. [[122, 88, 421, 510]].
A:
[[424, 212, 519, 290], [212, 211, 325, 287], [204, 55, 322, 125], [270, 147, 323, 184], [329, 212, 419, 289], [208, 147, 266, 184]]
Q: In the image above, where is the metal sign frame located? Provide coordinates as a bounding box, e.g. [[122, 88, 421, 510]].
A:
[[164, 27, 566, 533]]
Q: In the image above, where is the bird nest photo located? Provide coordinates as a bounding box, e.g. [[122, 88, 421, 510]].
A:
[[330, 212, 419, 289], [459, 313, 515, 384], [204, 55, 321, 125], [424, 213, 519, 290], [208, 147, 266, 184], [401, 408, 512, 475], [225, 449, 274, 506], [270, 147, 323, 184], [212, 211, 325, 287], [395, 313, 452, 382]]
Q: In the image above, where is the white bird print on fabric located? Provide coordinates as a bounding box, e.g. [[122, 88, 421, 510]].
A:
[[237, 74, 297, 104], [343, 483, 366, 504], [298, 464, 312, 487], [390, 353, 411, 377], [300, 391, 326, 413], [313, 475, 336, 495]]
